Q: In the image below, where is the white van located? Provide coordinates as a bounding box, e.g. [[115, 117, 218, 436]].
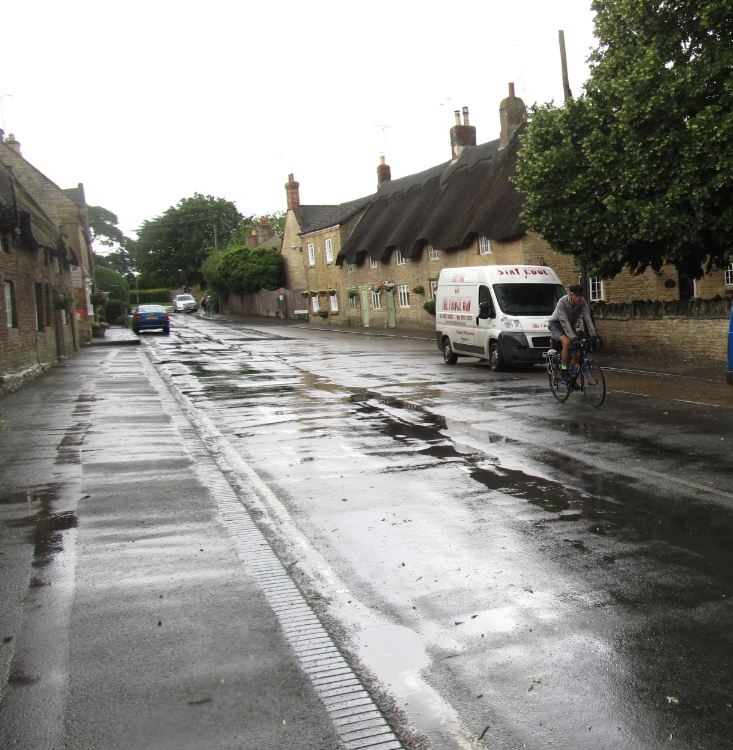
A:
[[435, 265, 565, 370]]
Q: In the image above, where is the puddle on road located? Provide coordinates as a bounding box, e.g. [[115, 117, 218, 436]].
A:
[[1, 485, 78, 568], [470, 463, 572, 513], [348, 392, 733, 583], [354, 621, 477, 747]]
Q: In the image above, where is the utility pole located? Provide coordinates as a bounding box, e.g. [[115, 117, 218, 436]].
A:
[[558, 30, 573, 102], [559, 29, 590, 300]]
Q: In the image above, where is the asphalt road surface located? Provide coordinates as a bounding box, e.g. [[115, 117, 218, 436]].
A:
[[135, 314, 732, 750]]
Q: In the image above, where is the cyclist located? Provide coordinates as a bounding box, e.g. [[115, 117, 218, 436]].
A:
[[548, 283, 599, 383]]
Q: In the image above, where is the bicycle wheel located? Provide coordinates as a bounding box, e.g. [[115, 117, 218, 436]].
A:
[[580, 363, 606, 407], [549, 369, 572, 402]]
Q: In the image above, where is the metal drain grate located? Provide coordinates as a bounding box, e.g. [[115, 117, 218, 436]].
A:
[[217, 494, 404, 750]]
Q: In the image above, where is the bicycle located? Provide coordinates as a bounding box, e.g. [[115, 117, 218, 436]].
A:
[[544, 338, 606, 408]]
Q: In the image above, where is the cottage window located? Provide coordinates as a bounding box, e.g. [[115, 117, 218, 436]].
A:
[[307, 243, 315, 266], [329, 293, 339, 312], [34, 282, 45, 331], [325, 238, 334, 264], [397, 284, 410, 307], [348, 294, 358, 310], [371, 290, 381, 310], [478, 236, 492, 255], [310, 294, 320, 313], [427, 244, 439, 261], [430, 279, 438, 298], [4, 280, 17, 328], [395, 250, 406, 266], [589, 277, 605, 302], [347, 263, 355, 273], [45, 283, 54, 326], [370, 257, 379, 269], [725, 263, 733, 286]]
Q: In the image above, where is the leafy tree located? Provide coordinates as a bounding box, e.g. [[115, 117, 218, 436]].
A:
[[95, 266, 130, 302], [95, 245, 137, 278], [88, 205, 128, 248], [515, 0, 733, 279], [132, 194, 243, 288], [202, 244, 284, 298]]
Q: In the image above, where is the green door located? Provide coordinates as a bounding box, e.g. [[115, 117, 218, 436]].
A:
[[359, 289, 370, 328], [386, 289, 396, 328]]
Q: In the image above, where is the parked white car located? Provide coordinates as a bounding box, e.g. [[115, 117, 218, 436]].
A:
[[173, 293, 197, 313]]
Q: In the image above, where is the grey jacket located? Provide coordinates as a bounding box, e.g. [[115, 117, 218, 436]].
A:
[[548, 294, 597, 338]]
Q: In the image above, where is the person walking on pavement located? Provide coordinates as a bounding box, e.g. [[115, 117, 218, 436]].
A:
[[548, 283, 599, 383]]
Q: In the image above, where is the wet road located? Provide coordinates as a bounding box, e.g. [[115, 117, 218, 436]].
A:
[[147, 315, 732, 750]]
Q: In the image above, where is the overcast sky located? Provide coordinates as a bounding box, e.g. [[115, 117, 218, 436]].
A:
[[2, 0, 597, 240]]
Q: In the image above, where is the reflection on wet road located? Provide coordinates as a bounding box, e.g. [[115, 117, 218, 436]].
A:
[[147, 316, 733, 750]]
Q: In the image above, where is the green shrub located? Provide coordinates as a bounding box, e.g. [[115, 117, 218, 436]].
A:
[[136, 289, 171, 304], [104, 299, 129, 325], [423, 299, 436, 316]]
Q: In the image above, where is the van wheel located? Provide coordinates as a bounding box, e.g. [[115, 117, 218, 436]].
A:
[[489, 341, 505, 371], [443, 339, 458, 365]]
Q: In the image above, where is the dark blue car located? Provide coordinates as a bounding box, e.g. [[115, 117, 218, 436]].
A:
[[132, 304, 170, 335]]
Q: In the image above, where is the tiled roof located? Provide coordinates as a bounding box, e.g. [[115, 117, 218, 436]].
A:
[[296, 195, 374, 235]]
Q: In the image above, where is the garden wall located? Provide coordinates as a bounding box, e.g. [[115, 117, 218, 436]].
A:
[[592, 298, 731, 363]]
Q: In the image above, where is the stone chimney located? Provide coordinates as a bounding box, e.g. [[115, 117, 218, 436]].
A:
[[258, 216, 274, 243], [5, 133, 21, 154], [450, 106, 476, 160], [377, 154, 391, 186], [499, 83, 527, 149], [285, 173, 300, 210]]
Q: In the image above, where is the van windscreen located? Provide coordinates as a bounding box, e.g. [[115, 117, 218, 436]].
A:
[[493, 284, 565, 315]]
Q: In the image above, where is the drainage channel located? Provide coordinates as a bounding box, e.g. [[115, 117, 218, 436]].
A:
[[217, 493, 404, 750], [141, 345, 406, 750]]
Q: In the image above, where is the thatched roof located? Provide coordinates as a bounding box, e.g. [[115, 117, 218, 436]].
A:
[[337, 127, 525, 265], [0, 161, 18, 230]]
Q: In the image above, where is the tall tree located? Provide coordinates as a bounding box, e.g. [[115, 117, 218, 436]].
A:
[[133, 194, 243, 288], [202, 244, 284, 298], [88, 205, 128, 248], [515, 0, 733, 279]]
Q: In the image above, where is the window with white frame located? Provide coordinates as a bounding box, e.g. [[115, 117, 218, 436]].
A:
[[430, 279, 438, 298], [325, 238, 334, 263], [371, 290, 381, 310], [397, 284, 410, 307], [4, 279, 17, 328], [589, 277, 605, 302], [478, 236, 492, 255], [307, 243, 315, 266], [310, 294, 320, 312], [427, 244, 439, 261], [370, 257, 379, 269], [725, 263, 733, 286], [395, 250, 406, 265], [348, 293, 358, 310], [329, 293, 339, 312]]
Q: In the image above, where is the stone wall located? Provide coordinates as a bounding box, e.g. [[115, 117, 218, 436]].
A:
[[592, 298, 731, 363]]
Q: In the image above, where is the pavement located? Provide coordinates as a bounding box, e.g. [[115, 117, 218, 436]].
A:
[[1, 326, 406, 750]]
